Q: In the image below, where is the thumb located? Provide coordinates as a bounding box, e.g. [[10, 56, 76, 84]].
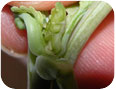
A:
[[1, 5, 28, 54], [74, 11, 114, 89]]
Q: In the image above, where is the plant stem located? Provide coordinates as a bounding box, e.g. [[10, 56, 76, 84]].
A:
[[28, 51, 51, 89], [65, 1, 112, 64]]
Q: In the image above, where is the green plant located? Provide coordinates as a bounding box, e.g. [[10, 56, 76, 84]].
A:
[[11, 1, 112, 89]]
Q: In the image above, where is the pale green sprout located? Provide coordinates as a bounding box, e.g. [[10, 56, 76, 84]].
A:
[[11, 1, 112, 89]]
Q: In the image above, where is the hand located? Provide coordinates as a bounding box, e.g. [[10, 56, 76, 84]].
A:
[[1, 1, 114, 89]]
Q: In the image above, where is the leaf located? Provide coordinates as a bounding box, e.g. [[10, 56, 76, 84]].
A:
[[44, 2, 66, 54]]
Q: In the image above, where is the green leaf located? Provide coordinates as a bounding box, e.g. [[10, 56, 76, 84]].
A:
[[35, 55, 77, 88], [44, 2, 66, 54], [11, 6, 47, 56], [14, 17, 25, 30], [19, 13, 46, 55], [11, 6, 46, 27], [35, 55, 73, 80]]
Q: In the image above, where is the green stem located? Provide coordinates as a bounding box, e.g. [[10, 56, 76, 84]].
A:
[[28, 51, 51, 89], [59, 1, 93, 57], [65, 1, 112, 64], [56, 72, 77, 89], [35, 55, 77, 88]]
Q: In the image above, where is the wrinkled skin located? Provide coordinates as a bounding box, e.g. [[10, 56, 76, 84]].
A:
[[1, 1, 114, 89]]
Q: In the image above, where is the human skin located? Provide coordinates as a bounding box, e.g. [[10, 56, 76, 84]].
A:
[[1, 1, 114, 89]]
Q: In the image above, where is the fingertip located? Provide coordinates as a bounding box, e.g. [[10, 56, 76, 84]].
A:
[[1, 5, 28, 54], [74, 11, 114, 89]]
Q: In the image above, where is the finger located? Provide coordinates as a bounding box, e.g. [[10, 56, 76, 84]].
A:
[[1, 5, 28, 54], [74, 11, 114, 89], [8, 1, 77, 11]]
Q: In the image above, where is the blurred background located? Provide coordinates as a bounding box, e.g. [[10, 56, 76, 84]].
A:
[[1, 51, 27, 89]]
